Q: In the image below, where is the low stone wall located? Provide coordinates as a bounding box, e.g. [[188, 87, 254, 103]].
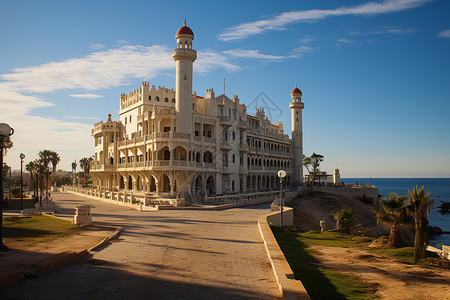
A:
[[312, 185, 378, 201], [258, 208, 310, 299], [204, 191, 280, 206], [267, 207, 294, 227]]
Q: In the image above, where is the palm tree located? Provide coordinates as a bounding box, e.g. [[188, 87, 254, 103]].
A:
[[408, 186, 434, 263], [79, 157, 94, 180], [25, 160, 38, 196], [334, 208, 357, 234], [50, 151, 60, 173], [374, 193, 410, 248], [71, 161, 77, 185], [38, 150, 53, 195]]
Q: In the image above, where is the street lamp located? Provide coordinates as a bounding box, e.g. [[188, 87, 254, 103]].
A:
[[20, 153, 25, 212], [278, 169, 286, 230], [0, 123, 14, 251]]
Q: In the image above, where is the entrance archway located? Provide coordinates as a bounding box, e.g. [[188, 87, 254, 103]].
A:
[[128, 175, 133, 190], [161, 174, 170, 192], [206, 175, 215, 195], [120, 175, 125, 189]]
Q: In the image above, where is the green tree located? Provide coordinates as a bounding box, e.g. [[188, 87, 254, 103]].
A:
[[50, 151, 60, 173], [38, 150, 53, 195], [374, 193, 411, 248], [303, 153, 324, 186], [334, 208, 357, 234], [71, 161, 77, 185], [408, 186, 434, 263], [25, 160, 38, 189], [79, 157, 94, 180]]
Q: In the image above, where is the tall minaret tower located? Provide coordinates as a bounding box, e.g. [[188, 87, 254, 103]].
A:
[[172, 19, 197, 135], [289, 85, 305, 185]]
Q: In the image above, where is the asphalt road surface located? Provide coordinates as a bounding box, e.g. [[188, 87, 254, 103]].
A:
[[1, 192, 280, 299]]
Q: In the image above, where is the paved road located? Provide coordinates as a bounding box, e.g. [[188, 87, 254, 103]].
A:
[[1, 192, 280, 299]]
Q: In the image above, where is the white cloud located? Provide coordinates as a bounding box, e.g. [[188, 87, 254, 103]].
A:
[[298, 38, 313, 44], [337, 38, 352, 44], [90, 43, 106, 50], [222, 49, 285, 60], [196, 51, 239, 74], [218, 0, 432, 41], [438, 30, 450, 38], [65, 116, 99, 120], [69, 93, 104, 98]]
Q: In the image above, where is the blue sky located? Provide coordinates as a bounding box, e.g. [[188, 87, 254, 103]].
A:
[[1, 0, 449, 177]]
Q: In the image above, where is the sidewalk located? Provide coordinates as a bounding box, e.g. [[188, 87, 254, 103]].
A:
[[0, 220, 122, 288]]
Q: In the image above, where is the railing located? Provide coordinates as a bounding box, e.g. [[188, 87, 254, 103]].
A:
[[204, 137, 215, 143], [172, 161, 188, 167], [194, 136, 201, 142], [220, 141, 231, 150], [219, 116, 231, 123], [238, 144, 248, 151], [155, 132, 170, 138], [204, 162, 215, 169], [173, 132, 190, 139], [157, 108, 175, 115], [154, 160, 170, 166]]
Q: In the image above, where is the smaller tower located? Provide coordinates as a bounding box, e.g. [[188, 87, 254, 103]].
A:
[[289, 85, 305, 185], [173, 19, 197, 135]]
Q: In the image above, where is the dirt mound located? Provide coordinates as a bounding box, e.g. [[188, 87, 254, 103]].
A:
[[287, 191, 388, 237]]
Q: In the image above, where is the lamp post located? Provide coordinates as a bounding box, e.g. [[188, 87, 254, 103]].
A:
[[20, 153, 25, 212], [278, 169, 286, 230], [0, 123, 14, 251]]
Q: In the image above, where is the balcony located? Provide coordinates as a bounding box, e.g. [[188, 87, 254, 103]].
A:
[[155, 132, 170, 138], [220, 141, 231, 150], [172, 132, 190, 139], [238, 143, 248, 152], [203, 137, 215, 144], [219, 116, 231, 126]]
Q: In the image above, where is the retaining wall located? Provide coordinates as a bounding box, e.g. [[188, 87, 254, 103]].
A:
[[258, 208, 310, 300]]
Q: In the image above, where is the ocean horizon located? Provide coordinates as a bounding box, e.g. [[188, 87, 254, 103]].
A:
[[342, 178, 449, 248]]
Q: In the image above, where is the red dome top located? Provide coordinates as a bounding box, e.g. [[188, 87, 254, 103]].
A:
[[291, 87, 302, 95], [176, 26, 194, 38]]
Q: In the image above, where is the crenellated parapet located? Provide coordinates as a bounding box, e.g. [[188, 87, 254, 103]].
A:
[[120, 82, 175, 110]]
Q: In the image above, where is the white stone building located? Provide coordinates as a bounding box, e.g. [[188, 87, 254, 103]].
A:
[[90, 21, 305, 198]]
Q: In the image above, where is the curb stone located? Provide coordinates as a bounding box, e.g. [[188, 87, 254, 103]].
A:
[[258, 213, 310, 300]]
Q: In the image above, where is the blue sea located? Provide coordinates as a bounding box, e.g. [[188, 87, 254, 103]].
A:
[[343, 178, 450, 248]]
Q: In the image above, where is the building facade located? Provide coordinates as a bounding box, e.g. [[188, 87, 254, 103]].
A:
[[91, 22, 304, 197]]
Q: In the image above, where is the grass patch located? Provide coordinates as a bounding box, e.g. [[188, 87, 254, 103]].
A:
[[300, 230, 373, 248], [272, 227, 377, 299], [3, 215, 78, 248]]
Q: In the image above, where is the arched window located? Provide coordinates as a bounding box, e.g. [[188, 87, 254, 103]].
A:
[[164, 97, 169, 102], [155, 96, 160, 102], [232, 131, 235, 140], [171, 98, 175, 103], [232, 154, 235, 163], [148, 95, 151, 100], [203, 151, 213, 163]]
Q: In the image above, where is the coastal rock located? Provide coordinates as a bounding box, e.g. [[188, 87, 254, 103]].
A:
[[428, 226, 443, 235], [438, 202, 450, 213]]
